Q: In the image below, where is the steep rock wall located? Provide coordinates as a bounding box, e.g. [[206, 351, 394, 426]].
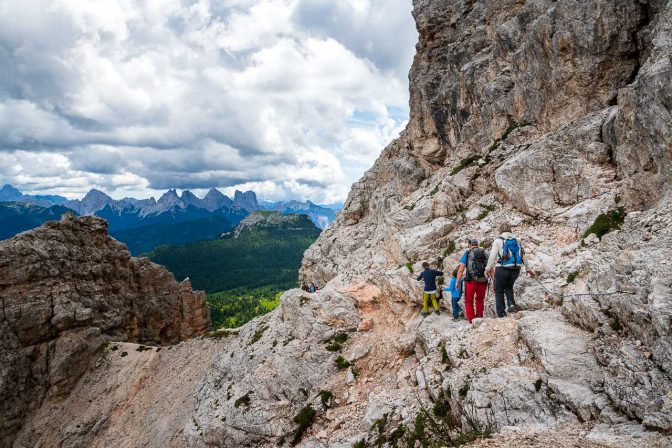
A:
[[0, 214, 209, 448]]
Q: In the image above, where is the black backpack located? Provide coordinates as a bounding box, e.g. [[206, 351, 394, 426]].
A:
[[466, 248, 488, 283]]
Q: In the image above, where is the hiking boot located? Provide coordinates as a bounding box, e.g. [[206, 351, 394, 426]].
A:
[[435, 310, 441, 315], [507, 304, 518, 314], [453, 318, 460, 322], [420, 311, 430, 317]]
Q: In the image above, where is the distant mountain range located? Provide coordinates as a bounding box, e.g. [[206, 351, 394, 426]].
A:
[[0, 184, 68, 207], [0, 184, 341, 253], [0, 202, 74, 240]]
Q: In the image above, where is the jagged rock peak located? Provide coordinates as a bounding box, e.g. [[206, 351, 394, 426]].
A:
[[0, 215, 210, 447], [0, 183, 22, 199], [233, 189, 260, 212]]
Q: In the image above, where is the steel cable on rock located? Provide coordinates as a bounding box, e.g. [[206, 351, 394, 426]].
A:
[[523, 269, 637, 301]]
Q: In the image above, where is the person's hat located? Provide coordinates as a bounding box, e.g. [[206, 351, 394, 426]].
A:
[[468, 238, 478, 245]]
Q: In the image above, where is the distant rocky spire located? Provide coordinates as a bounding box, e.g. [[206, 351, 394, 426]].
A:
[[233, 190, 260, 212]]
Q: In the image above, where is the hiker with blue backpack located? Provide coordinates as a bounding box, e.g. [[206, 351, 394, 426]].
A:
[[486, 223, 524, 318]]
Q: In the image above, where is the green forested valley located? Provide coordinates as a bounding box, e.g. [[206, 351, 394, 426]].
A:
[[147, 213, 321, 328], [111, 215, 236, 254]]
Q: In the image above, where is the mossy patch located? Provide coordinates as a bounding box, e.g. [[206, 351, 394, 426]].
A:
[[582, 207, 626, 239], [291, 405, 316, 446], [450, 154, 482, 176], [430, 185, 440, 196], [234, 391, 252, 408], [610, 317, 622, 332], [335, 356, 350, 369], [501, 120, 534, 141], [334, 332, 349, 344], [249, 324, 268, 346], [326, 342, 341, 352], [352, 386, 493, 447], [326, 332, 348, 352], [440, 342, 451, 367], [204, 329, 232, 340], [136, 345, 152, 352], [319, 390, 333, 407], [534, 378, 543, 392], [443, 240, 456, 257], [458, 382, 470, 398], [566, 271, 579, 283], [120, 351, 128, 357], [405, 262, 414, 273]]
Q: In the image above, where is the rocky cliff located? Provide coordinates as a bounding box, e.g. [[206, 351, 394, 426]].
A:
[[0, 214, 210, 447], [6, 1, 672, 447]]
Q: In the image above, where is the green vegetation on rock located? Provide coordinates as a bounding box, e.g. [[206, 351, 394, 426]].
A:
[[208, 287, 283, 329], [450, 155, 482, 176], [443, 240, 456, 257], [582, 207, 626, 239], [291, 405, 316, 446], [335, 356, 350, 369], [234, 391, 252, 408]]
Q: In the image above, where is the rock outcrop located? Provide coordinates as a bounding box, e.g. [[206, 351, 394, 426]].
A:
[[0, 215, 209, 447], [8, 0, 672, 447], [222, 211, 319, 239]]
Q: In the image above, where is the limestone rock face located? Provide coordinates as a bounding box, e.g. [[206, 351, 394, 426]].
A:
[[296, 0, 672, 445], [0, 215, 209, 447]]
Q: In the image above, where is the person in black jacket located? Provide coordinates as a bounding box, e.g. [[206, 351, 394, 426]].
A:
[[416, 262, 444, 317]]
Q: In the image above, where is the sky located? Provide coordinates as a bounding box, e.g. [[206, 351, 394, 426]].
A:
[[0, 0, 417, 203]]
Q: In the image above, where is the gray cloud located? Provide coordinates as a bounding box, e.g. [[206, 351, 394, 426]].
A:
[[0, 0, 416, 203]]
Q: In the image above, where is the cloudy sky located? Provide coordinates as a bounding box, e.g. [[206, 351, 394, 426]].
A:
[[0, 0, 417, 203]]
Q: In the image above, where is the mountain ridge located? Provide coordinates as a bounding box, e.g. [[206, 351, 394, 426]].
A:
[[1, 184, 340, 232]]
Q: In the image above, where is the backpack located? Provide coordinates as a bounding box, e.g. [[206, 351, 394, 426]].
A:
[[499, 237, 523, 268], [466, 248, 488, 283]]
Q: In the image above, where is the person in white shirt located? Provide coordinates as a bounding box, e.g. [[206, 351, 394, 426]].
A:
[[486, 223, 524, 317]]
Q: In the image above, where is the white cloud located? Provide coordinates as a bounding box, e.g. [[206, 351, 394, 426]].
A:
[[0, 0, 417, 203]]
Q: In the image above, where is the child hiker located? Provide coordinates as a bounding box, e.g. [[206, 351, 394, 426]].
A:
[[416, 262, 444, 317], [446, 267, 463, 321]]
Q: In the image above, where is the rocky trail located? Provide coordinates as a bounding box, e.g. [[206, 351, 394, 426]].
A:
[[3, 0, 672, 446]]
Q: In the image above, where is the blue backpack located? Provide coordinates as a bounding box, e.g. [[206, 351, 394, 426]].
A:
[[499, 237, 523, 267]]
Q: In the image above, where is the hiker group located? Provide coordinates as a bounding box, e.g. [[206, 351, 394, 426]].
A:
[[302, 281, 319, 293], [416, 223, 526, 324]]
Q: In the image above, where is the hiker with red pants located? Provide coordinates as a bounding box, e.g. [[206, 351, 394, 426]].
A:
[[455, 239, 490, 323]]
